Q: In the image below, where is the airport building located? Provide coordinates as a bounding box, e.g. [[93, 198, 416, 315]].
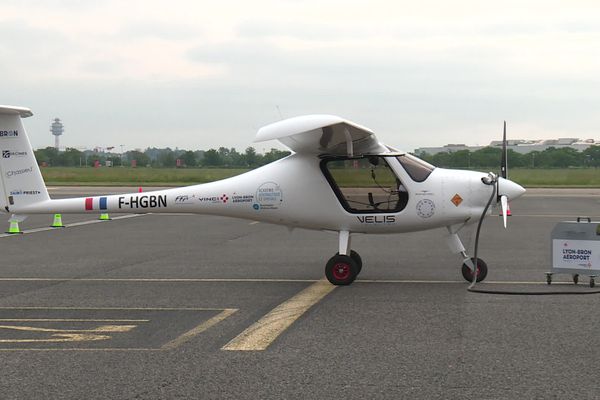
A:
[[414, 138, 600, 155]]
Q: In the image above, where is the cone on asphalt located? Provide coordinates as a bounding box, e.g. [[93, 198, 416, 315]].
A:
[[51, 214, 65, 228], [499, 203, 512, 216], [6, 219, 22, 234], [99, 213, 111, 221]]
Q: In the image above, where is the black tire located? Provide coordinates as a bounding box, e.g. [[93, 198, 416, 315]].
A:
[[461, 258, 488, 283], [325, 255, 359, 286], [590, 278, 595, 288], [546, 274, 552, 285], [336, 250, 362, 274], [573, 274, 579, 285]]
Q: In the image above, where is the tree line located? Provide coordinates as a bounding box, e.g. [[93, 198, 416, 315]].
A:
[[416, 145, 600, 169], [33, 144, 600, 169], [33, 146, 291, 168]]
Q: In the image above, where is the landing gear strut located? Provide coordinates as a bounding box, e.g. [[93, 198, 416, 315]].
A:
[[446, 227, 489, 284], [325, 231, 363, 285]]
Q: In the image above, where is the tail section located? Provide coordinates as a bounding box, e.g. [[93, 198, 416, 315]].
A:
[[0, 106, 50, 212]]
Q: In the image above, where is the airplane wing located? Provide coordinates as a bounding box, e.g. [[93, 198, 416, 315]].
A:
[[254, 115, 387, 156]]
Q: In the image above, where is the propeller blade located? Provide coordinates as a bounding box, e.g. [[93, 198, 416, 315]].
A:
[[500, 195, 508, 228], [500, 121, 507, 179]]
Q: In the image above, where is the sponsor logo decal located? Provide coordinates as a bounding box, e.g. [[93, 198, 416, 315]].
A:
[[6, 166, 33, 178], [561, 242, 592, 267], [357, 215, 396, 224], [2, 150, 27, 158], [232, 194, 254, 203], [9, 190, 41, 195], [220, 194, 229, 204], [118, 195, 167, 209], [0, 130, 18, 138], [198, 195, 225, 204], [416, 190, 434, 196], [450, 194, 463, 207], [255, 182, 282, 210], [416, 199, 435, 218], [174, 195, 196, 205]]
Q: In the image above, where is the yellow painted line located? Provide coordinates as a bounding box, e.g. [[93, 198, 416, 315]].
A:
[[222, 279, 335, 351], [161, 308, 237, 350], [0, 307, 234, 351]]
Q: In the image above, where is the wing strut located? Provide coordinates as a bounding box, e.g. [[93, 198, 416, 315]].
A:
[[344, 128, 354, 157]]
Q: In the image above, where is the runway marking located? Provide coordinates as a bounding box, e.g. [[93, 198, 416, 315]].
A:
[[249, 221, 260, 225], [161, 308, 237, 350], [0, 306, 227, 311], [0, 319, 149, 322], [0, 214, 145, 238], [222, 279, 335, 351], [0, 277, 582, 285], [0, 307, 235, 351]]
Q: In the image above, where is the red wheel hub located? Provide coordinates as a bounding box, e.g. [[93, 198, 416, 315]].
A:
[[332, 262, 350, 280]]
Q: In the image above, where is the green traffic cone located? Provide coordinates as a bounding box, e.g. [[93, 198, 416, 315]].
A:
[[99, 213, 111, 221], [51, 214, 65, 228], [6, 219, 22, 234]]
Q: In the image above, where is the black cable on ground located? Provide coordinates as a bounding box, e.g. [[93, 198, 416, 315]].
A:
[[467, 175, 600, 295]]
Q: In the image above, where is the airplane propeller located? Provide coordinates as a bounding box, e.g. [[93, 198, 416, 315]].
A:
[[498, 120, 509, 228]]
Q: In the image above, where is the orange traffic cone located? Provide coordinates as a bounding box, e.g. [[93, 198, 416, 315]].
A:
[[500, 203, 512, 216]]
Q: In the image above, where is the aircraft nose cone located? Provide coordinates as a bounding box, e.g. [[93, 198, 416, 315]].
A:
[[498, 177, 526, 200]]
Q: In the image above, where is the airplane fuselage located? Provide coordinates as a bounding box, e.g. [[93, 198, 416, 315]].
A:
[[13, 153, 501, 234]]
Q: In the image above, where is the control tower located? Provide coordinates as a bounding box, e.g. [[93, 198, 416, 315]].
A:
[[50, 118, 64, 150]]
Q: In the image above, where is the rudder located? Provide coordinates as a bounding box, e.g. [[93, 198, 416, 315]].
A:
[[0, 106, 50, 212]]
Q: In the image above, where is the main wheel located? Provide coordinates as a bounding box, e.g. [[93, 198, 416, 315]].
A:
[[325, 255, 359, 286], [461, 258, 488, 283], [336, 250, 362, 274]]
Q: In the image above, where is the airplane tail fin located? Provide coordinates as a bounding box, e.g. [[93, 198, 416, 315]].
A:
[[0, 106, 50, 212]]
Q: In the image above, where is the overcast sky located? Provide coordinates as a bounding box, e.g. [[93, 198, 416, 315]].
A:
[[2, 0, 600, 153]]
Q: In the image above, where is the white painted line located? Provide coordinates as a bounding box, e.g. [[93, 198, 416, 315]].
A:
[[0, 214, 145, 238], [0, 278, 318, 283], [492, 215, 600, 218], [0, 277, 582, 285], [222, 279, 336, 351], [249, 221, 260, 225]]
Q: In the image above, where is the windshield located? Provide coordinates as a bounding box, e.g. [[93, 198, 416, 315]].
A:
[[396, 154, 435, 182]]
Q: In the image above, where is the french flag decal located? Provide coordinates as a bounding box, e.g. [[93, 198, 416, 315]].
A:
[[85, 197, 108, 210]]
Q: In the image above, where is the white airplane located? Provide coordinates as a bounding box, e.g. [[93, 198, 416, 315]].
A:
[[0, 105, 525, 285]]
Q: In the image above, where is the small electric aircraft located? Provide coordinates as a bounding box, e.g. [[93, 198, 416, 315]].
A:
[[0, 106, 525, 285]]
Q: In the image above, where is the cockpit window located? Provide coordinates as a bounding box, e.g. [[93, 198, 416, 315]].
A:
[[321, 156, 408, 213], [397, 154, 435, 182]]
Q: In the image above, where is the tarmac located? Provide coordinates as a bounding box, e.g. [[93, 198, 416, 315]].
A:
[[0, 187, 599, 399]]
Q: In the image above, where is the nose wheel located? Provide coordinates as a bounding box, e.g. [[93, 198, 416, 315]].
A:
[[325, 250, 362, 286], [461, 257, 488, 283]]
